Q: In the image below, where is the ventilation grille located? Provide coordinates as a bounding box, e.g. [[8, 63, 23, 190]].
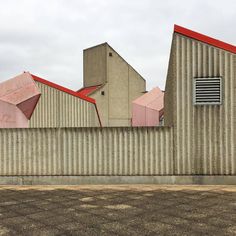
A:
[[193, 77, 222, 105]]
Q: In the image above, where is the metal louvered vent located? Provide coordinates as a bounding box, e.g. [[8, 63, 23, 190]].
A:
[[193, 77, 222, 105]]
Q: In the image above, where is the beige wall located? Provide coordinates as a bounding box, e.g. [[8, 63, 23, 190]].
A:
[[107, 45, 129, 126], [165, 33, 236, 175], [0, 127, 173, 176], [84, 43, 146, 127], [90, 84, 109, 127], [128, 66, 146, 117], [83, 43, 107, 87], [30, 82, 100, 127]]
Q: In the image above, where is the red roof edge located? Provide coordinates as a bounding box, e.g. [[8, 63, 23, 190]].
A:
[[174, 25, 236, 54], [77, 85, 101, 97], [30, 73, 96, 104]]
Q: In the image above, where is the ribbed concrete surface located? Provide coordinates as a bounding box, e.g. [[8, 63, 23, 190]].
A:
[[29, 82, 99, 127], [165, 33, 236, 175], [0, 127, 173, 176]]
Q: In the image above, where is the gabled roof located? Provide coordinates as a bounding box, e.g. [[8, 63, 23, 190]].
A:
[[174, 25, 236, 54], [77, 85, 101, 97], [30, 73, 96, 104]]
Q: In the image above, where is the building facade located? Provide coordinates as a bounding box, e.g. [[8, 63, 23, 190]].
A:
[[165, 25, 236, 175], [29, 74, 101, 128], [79, 43, 146, 127]]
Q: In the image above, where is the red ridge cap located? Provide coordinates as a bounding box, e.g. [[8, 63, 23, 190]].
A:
[[174, 25, 236, 54], [30, 73, 96, 104]]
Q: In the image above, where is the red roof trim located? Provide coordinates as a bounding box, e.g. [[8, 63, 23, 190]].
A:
[[77, 85, 101, 97], [174, 25, 236, 54], [30, 74, 96, 104]]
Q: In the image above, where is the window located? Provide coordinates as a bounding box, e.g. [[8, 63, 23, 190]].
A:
[[193, 77, 222, 105]]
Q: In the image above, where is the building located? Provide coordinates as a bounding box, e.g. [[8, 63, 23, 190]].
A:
[[0, 73, 41, 128], [132, 87, 164, 126], [78, 43, 146, 127], [29, 73, 101, 127], [1, 43, 145, 128], [165, 25, 236, 174]]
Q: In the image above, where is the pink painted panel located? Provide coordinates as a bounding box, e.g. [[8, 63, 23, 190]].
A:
[[0, 73, 40, 105], [0, 72, 41, 128], [132, 87, 164, 126], [146, 108, 159, 126], [146, 92, 164, 111], [132, 103, 146, 126], [17, 94, 41, 119], [132, 87, 163, 107], [0, 100, 28, 128]]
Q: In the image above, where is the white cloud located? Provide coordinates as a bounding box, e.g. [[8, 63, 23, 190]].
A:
[[0, 0, 235, 90]]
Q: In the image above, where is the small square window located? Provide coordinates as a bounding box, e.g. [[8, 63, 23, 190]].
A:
[[193, 77, 222, 105]]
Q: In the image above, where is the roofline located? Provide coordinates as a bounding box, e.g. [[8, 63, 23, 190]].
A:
[[174, 25, 236, 54], [88, 84, 106, 96], [83, 42, 108, 51], [30, 73, 96, 104], [77, 84, 102, 93], [84, 42, 146, 83], [106, 43, 146, 82]]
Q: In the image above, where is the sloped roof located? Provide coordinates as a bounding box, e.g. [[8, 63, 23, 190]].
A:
[[132, 87, 164, 111], [30, 73, 102, 126], [77, 85, 101, 97], [31, 73, 96, 104], [174, 25, 236, 54]]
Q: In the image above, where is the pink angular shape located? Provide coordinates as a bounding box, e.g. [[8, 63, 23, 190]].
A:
[[17, 94, 41, 119], [0, 72, 41, 128], [132, 87, 164, 127], [0, 100, 28, 128]]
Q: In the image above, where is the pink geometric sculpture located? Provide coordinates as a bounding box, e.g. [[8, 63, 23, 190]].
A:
[[0, 72, 41, 128], [132, 87, 164, 127]]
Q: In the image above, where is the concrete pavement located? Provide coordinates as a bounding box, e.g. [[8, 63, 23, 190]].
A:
[[0, 185, 235, 235]]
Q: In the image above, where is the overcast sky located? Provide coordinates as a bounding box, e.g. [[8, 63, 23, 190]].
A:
[[0, 0, 235, 91]]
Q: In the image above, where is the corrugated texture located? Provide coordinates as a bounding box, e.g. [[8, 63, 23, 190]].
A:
[[29, 82, 100, 127], [0, 127, 173, 176], [171, 33, 236, 175]]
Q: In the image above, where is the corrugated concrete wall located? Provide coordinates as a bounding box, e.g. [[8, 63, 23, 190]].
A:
[[0, 127, 173, 176], [165, 33, 236, 175], [30, 83, 100, 127]]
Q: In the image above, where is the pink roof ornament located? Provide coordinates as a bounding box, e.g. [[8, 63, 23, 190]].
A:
[[132, 87, 164, 127], [0, 72, 41, 128]]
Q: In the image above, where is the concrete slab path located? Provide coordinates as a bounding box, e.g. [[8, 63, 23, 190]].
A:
[[0, 185, 235, 235]]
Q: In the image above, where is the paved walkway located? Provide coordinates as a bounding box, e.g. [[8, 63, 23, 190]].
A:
[[0, 185, 235, 235]]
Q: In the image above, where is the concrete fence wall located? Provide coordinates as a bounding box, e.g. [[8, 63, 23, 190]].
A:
[[0, 127, 173, 176]]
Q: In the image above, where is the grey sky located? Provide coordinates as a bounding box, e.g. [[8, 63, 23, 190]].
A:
[[0, 0, 235, 91]]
